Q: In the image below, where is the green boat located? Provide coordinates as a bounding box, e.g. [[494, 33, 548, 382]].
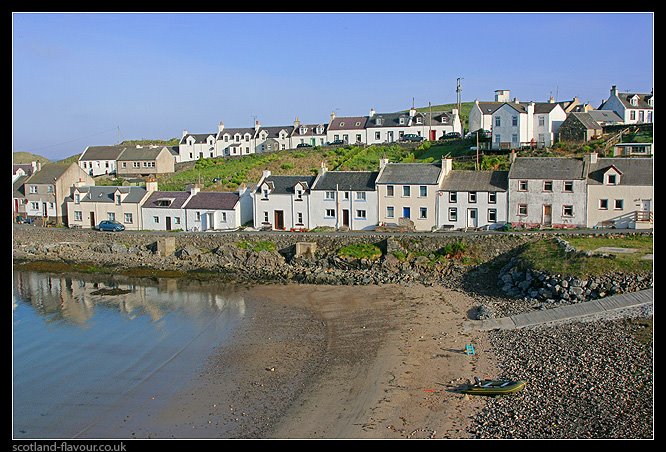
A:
[[462, 378, 527, 395]]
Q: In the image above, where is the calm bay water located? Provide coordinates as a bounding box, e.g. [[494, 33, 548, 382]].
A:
[[12, 270, 248, 439]]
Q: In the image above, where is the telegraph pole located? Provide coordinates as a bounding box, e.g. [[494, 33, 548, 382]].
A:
[[456, 78, 463, 119]]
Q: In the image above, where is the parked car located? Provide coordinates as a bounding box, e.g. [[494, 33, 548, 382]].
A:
[[15, 216, 34, 225], [465, 129, 491, 139], [443, 132, 462, 139], [401, 134, 424, 142], [327, 139, 345, 146], [97, 220, 125, 232], [296, 143, 313, 148]]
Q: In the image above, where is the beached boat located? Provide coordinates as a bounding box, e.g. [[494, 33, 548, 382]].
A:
[[462, 379, 527, 395]]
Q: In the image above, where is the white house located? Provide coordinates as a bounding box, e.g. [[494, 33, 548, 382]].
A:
[[437, 170, 509, 230], [255, 123, 295, 152], [182, 187, 253, 231], [585, 154, 653, 229], [66, 185, 151, 230], [216, 122, 257, 157], [141, 182, 194, 231], [507, 156, 587, 228], [13, 162, 40, 183], [78, 145, 126, 176], [599, 85, 653, 124], [290, 119, 328, 148], [309, 167, 379, 230], [178, 130, 217, 162], [253, 171, 316, 230], [326, 113, 368, 145], [364, 107, 461, 144]]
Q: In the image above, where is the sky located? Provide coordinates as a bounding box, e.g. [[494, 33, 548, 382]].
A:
[[12, 12, 653, 161]]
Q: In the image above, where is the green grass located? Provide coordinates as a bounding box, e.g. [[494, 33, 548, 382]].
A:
[[236, 240, 277, 253], [518, 236, 653, 277], [13, 152, 51, 164], [337, 243, 383, 260]]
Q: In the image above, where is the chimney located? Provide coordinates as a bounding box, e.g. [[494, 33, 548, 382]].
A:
[[238, 182, 248, 196], [254, 119, 261, 132], [409, 107, 417, 117], [369, 108, 376, 118], [549, 96, 555, 103], [611, 85, 618, 97], [584, 152, 598, 165], [294, 117, 301, 128], [262, 169, 271, 180], [514, 97, 520, 104], [510, 150, 517, 164], [182, 129, 189, 138], [145, 176, 158, 192], [441, 157, 453, 177], [495, 90, 510, 102], [330, 111, 336, 122], [379, 157, 389, 170], [189, 184, 201, 196], [31, 161, 40, 173], [320, 161, 328, 174], [218, 121, 224, 133]]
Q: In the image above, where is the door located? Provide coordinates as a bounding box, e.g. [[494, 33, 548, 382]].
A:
[[166, 216, 172, 231], [42, 202, 48, 217], [14, 199, 18, 213], [402, 207, 411, 219], [543, 205, 552, 226], [90, 212, 96, 228], [641, 199, 651, 212], [274, 211, 284, 230], [342, 209, 350, 227], [430, 130, 436, 140], [387, 131, 394, 142], [467, 209, 478, 228], [206, 213, 214, 230]]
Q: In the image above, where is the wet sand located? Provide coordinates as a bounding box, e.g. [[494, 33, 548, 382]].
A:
[[143, 283, 497, 439]]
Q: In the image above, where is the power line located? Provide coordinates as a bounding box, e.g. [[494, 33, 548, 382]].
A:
[[18, 127, 119, 154]]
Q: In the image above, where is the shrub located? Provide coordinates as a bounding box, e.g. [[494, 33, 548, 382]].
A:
[[236, 240, 277, 252], [337, 243, 382, 260], [280, 162, 294, 170]]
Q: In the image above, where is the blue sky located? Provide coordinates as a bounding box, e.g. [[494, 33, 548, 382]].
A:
[[13, 12, 653, 160]]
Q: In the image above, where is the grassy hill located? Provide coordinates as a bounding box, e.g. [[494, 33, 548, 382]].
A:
[[415, 101, 475, 132], [12, 152, 51, 164]]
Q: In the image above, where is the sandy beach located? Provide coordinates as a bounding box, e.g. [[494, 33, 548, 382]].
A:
[[135, 283, 496, 439]]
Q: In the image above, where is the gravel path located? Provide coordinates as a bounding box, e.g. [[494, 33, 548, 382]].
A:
[[470, 315, 653, 438]]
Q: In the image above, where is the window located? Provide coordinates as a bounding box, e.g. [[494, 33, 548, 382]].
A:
[[133, 162, 140, 168], [386, 206, 394, 218], [419, 207, 427, 219], [599, 199, 609, 210], [614, 199, 624, 210], [342, 134, 348, 143], [402, 186, 410, 197], [174, 217, 180, 225], [488, 192, 497, 204], [563, 181, 574, 192], [538, 133, 545, 144], [124, 213, 133, 224], [543, 181, 553, 192], [630, 111, 636, 120], [31, 202, 39, 210], [221, 212, 227, 222], [343, 192, 349, 200], [74, 211, 82, 221], [416, 117, 423, 124], [47, 185, 54, 193], [325, 191, 335, 200], [122, 162, 127, 168], [607, 174, 617, 185], [386, 186, 394, 197], [563, 205, 574, 217], [224, 136, 229, 142], [74, 194, 80, 204], [107, 212, 115, 221], [356, 210, 366, 219], [518, 180, 528, 191], [495, 116, 501, 127], [116, 195, 121, 205], [512, 116, 518, 126], [376, 118, 382, 126], [356, 134, 362, 142], [154, 216, 160, 224], [49, 202, 55, 209], [512, 134, 518, 143], [449, 191, 457, 203], [495, 134, 501, 143], [356, 192, 366, 201], [468, 192, 477, 203], [448, 207, 457, 221], [296, 212, 303, 224], [488, 209, 497, 223], [419, 186, 427, 197], [262, 189, 269, 199], [518, 204, 528, 216], [325, 209, 335, 218], [195, 212, 201, 222], [156, 199, 172, 207], [538, 116, 545, 127], [296, 189, 303, 200], [334, 134, 340, 141], [281, 144, 286, 150], [263, 212, 269, 223], [355, 122, 361, 127]]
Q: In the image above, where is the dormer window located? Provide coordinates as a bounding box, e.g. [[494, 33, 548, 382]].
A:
[[630, 95, 639, 107], [316, 126, 323, 134], [648, 97, 653, 107], [74, 193, 80, 204], [235, 135, 241, 142], [415, 117, 423, 124], [399, 117, 405, 125], [376, 118, 382, 126], [262, 188, 269, 199], [339, 122, 345, 127], [296, 189, 303, 200], [606, 173, 619, 185], [441, 116, 447, 124], [300, 126, 307, 134], [156, 199, 172, 207], [115, 194, 122, 205], [355, 122, 361, 126]]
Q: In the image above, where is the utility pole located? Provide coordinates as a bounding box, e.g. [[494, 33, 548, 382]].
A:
[[428, 101, 432, 141], [456, 78, 463, 119], [476, 130, 480, 171]]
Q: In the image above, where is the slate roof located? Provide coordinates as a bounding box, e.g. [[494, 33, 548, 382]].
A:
[[167, 146, 180, 156], [312, 171, 379, 191], [66, 186, 147, 204], [117, 147, 167, 161], [142, 191, 192, 209], [24, 163, 72, 184], [217, 128, 256, 139], [13, 164, 34, 176], [508, 157, 586, 180], [79, 145, 127, 161], [568, 112, 604, 130], [616, 92, 654, 110], [440, 171, 508, 192], [367, 112, 412, 128], [328, 116, 369, 131], [587, 110, 623, 124], [13, 175, 27, 198], [184, 192, 239, 210], [478, 102, 562, 115], [587, 158, 653, 186], [477, 102, 504, 115], [257, 175, 317, 195], [258, 126, 295, 139], [180, 133, 215, 145], [423, 110, 453, 126], [376, 163, 442, 185]]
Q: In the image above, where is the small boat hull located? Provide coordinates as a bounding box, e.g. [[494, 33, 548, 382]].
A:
[[462, 379, 526, 396]]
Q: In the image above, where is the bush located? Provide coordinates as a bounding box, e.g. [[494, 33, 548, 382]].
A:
[[236, 240, 277, 252], [337, 243, 382, 260], [280, 162, 294, 170]]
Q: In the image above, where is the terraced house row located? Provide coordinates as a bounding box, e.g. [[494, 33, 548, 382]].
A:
[[253, 153, 653, 232]]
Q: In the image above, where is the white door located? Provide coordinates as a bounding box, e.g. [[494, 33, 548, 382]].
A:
[[641, 199, 651, 212], [467, 209, 478, 228]]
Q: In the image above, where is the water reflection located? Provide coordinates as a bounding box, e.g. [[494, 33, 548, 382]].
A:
[[13, 271, 246, 326]]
